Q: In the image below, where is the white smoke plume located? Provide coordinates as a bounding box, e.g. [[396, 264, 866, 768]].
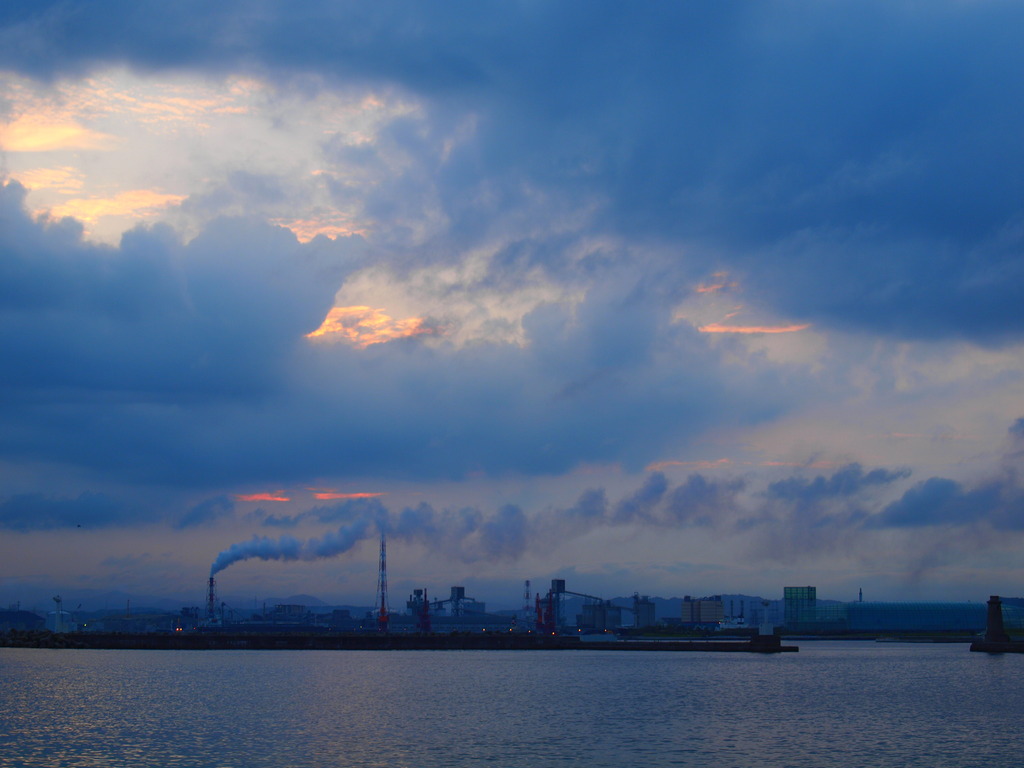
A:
[[210, 518, 371, 575]]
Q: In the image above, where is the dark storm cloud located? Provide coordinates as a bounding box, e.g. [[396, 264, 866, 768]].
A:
[[613, 472, 668, 523], [864, 418, 1024, 531], [0, 491, 129, 531], [765, 464, 912, 505], [479, 505, 529, 560], [730, 431, 1024, 566], [584, 471, 742, 530], [0, 181, 368, 487], [389, 502, 528, 562], [0, 182, 344, 399], [5, 2, 1024, 341], [3, 174, 791, 491], [565, 489, 608, 524], [5, 3, 1024, 532], [872, 476, 1024, 531], [665, 474, 745, 527], [735, 463, 914, 560]]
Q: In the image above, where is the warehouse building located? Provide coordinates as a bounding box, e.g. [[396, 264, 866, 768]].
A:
[[782, 586, 1024, 633]]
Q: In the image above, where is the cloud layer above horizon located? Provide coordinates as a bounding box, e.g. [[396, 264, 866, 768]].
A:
[[2, 1, 1023, 605]]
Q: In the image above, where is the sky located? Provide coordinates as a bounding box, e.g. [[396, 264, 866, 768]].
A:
[[2, 1, 1023, 612]]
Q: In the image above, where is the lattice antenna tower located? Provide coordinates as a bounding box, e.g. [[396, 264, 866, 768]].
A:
[[376, 532, 390, 632]]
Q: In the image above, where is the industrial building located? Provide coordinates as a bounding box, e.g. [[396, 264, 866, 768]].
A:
[[46, 596, 77, 633], [536, 580, 658, 632], [720, 594, 781, 629], [396, 586, 515, 633], [681, 595, 724, 626], [782, 586, 1024, 633], [577, 601, 622, 631], [633, 595, 656, 628], [387, 612, 515, 633]]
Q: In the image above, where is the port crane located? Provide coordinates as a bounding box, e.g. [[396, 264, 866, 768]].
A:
[[538, 580, 653, 632], [428, 586, 488, 617]]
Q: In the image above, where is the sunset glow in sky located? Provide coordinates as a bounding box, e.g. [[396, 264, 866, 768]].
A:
[[3, 2, 1024, 611]]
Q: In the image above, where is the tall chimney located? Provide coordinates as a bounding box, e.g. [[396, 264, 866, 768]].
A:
[[207, 576, 217, 622]]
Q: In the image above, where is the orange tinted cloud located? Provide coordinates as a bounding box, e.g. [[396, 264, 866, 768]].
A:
[[760, 460, 840, 469], [44, 189, 185, 223], [647, 457, 840, 471], [885, 431, 975, 442], [74, 76, 254, 127], [306, 306, 434, 347], [695, 273, 738, 294], [10, 166, 85, 192], [272, 216, 366, 242], [308, 489, 386, 500], [235, 491, 291, 502], [698, 322, 811, 334], [646, 458, 732, 471], [0, 114, 113, 152]]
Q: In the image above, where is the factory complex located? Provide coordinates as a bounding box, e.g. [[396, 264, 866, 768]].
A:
[[4, 536, 1022, 639], [7, 581, 1021, 641]]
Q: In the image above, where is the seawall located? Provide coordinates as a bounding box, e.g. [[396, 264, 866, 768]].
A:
[[1, 630, 797, 653]]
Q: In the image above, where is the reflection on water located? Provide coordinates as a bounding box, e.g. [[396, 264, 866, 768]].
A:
[[1, 643, 1021, 767]]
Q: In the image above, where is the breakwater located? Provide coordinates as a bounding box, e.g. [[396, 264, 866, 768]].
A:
[[2, 630, 796, 652]]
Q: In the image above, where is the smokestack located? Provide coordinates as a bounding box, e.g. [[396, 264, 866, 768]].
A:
[[206, 576, 217, 622], [376, 533, 389, 632]]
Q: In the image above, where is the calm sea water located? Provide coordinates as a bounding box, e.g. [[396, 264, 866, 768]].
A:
[[1, 641, 1020, 767]]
